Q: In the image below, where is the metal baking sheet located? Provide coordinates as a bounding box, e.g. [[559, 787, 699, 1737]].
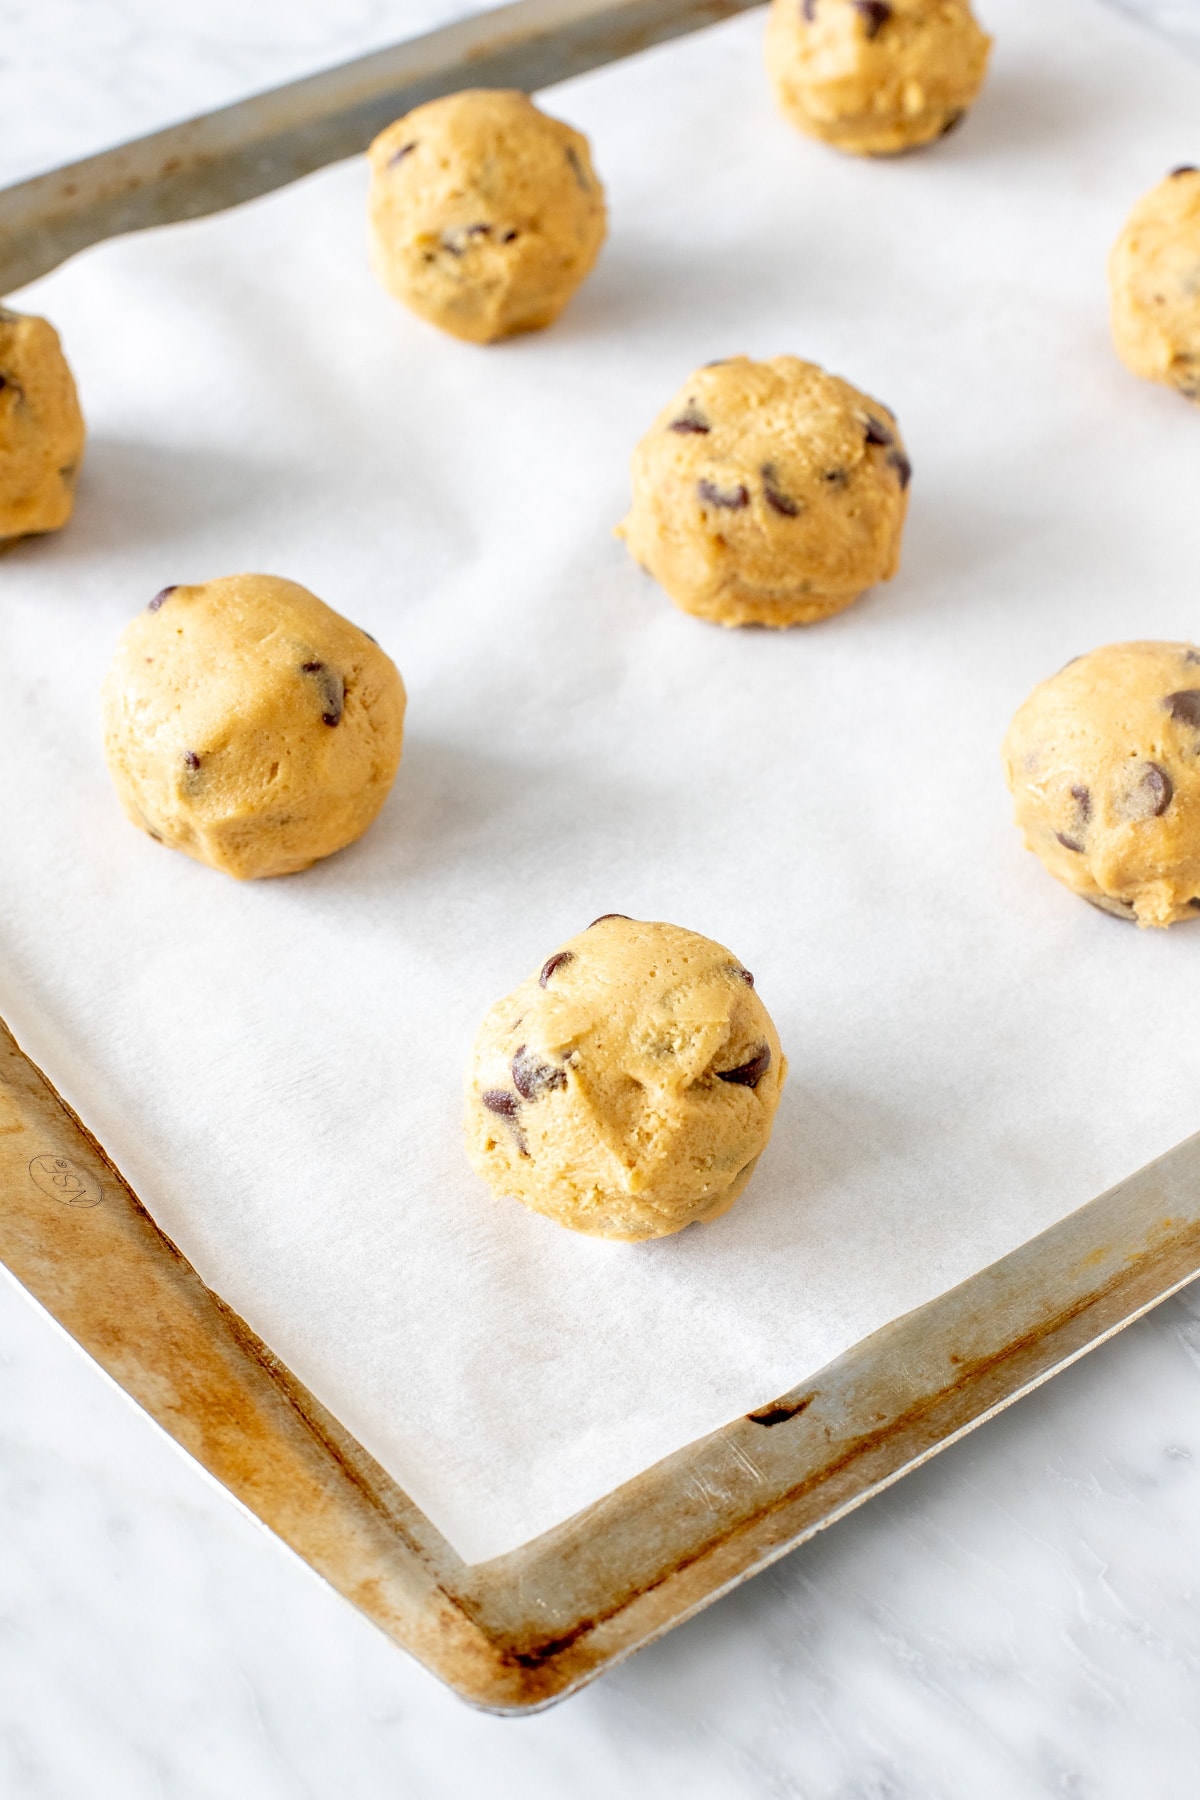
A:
[[2, 0, 1199, 1709]]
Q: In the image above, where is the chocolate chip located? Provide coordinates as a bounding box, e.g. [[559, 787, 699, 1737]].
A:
[[887, 448, 912, 488], [501, 228, 519, 243], [1056, 832, 1084, 853], [1190, 898, 1200, 910], [1114, 760, 1173, 822], [300, 659, 345, 727], [716, 1044, 772, 1089], [440, 234, 464, 257], [699, 479, 749, 510], [540, 950, 575, 986], [467, 222, 492, 237], [565, 144, 591, 191], [1164, 690, 1200, 728], [1142, 762, 1173, 815], [761, 463, 801, 517], [149, 586, 177, 611], [183, 750, 201, 771], [940, 110, 965, 137], [512, 1045, 567, 1101], [389, 141, 417, 166], [1069, 783, 1092, 822], [482, 1090, 520, 1119], [1087, 895, 1137, 921], [853, 0, 891, 37], [863, 414, 894, 447], [741, 969, 755, 986], [589, 913, 630, 927], [669, 406, 711, 434], [801, 0, 817, 17], [1170, 165, 1197, 178], [0, 374, 7, 392], [821, 468, 849, 488]]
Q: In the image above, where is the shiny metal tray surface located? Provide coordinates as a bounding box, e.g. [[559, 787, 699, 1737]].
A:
[[2, 0, 1198, 1712]]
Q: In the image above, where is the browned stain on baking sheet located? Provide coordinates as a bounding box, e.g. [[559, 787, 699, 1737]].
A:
[[1, 1010, 1198, 1712]]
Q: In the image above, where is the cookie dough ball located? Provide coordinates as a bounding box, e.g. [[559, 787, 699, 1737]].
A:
[[1002, 642, 1200, 928], [617, 355, 910, 627], [0, 306, 85, 540], [101, 574, 406, 880], [465, 916, 787, 1241], [366, 89, 606, 343], [1109, 167, 1200, 404], [765, 0, 992, 157]]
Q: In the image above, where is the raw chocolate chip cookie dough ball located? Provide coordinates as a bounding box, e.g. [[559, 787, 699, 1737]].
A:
[[765, 0, 992, 157], [465, 916, 787, 1242], [1109, 166, 1200, 403], [367, 89, 606, 343], [102, 574, 406, 880], [0, 306, 85, 540], [618, 355, 910, 627], [1002, 642, 1200, 928]]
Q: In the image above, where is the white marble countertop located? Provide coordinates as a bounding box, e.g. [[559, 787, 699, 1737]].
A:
[[3, 2, 1200, 1794]]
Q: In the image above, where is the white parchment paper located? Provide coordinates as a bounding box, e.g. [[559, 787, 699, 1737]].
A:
[[2, 0, 1199, 1562]]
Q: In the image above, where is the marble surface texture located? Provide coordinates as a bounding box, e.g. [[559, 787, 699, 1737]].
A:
[[2, 1, 1200, 1795]]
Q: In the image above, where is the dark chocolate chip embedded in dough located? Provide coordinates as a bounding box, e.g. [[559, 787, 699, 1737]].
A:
[[512, 1044, 567, 1101], [300, 659, 345, 727], [1164, 690, 1200, 728], [1087, 895, 1137, 921], [1142, 762, 1173, 815], [1056, 832, 1084, 853], [501, 228, 519, 243], [887, 448, 913, 488], [822, 468, 849, 488], [467, 222, 492, 238], [148, 586, 177, 612], [1069, 784, 1092, 822], [389, 141, 418, 166], [669, 406, 711, 435], [1184, 648, 1200, 665], [761, 463, 801, 517], [1190, 898, 1200, 910], [539, 949, 575, 987], [589, 913, 630, 927], [482, 1090, 520, 1118], [717, 1044, 772, 1089], [801, 0, 817, 17], [853, 0, 892, 38], [183, 750, 201, 771], [698, 478, 750, 510], [863, 414, 895, 447], [1115, 761, 1173, 822], [741, 969, 755, 986]]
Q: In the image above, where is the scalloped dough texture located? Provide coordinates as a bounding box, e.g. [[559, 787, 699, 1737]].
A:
[[765, 0, 992, 157], [101, 574, 406, 880], [1109, 166, 1200, 403], [617, 354, 910, 627], [0, 306, 85, 540], [464, 916, 788, 1241], [1002, 641, 1200, 928], [366, 88, 607, 343]]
